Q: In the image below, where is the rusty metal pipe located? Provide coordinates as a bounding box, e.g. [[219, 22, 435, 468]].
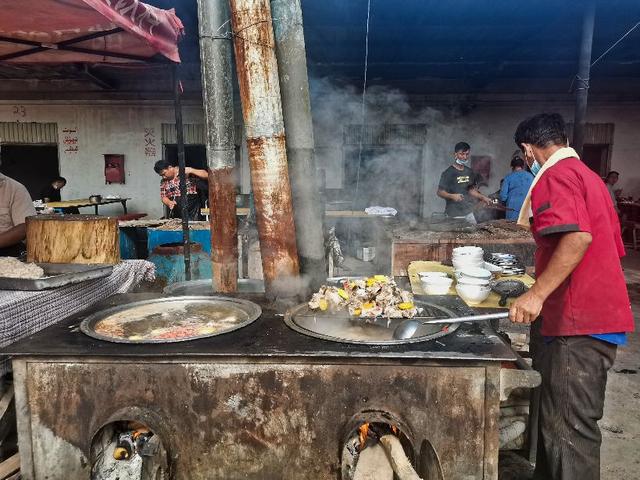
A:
[[572, 0, 596, 156], [197, 0, 238, 292], [271, 0, 326, 292], [229, 0, 300, 294]]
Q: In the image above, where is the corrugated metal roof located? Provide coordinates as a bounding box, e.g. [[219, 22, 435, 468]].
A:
[[0, 122, 57, 144]]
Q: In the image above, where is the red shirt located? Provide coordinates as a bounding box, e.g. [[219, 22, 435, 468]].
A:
[[530, 157, 634, 336]]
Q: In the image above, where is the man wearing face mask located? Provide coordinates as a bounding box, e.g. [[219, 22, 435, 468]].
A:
[[437, 142, 492, 224], [509, 113, 633, 480]]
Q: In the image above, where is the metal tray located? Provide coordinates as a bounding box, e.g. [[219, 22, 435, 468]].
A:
[[80, 296, 262, 344], [0, 263, 114, 291]]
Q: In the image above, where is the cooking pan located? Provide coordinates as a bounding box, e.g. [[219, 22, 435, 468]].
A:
[[492, 279, 528, 307]]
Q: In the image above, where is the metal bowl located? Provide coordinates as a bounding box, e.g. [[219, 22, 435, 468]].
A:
[[80, 296, 262, 344], [284, 300, 460, 345]]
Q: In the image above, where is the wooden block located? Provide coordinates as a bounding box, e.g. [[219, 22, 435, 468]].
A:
[[26, 214, 120, 265], [0, 453, 19, 479]]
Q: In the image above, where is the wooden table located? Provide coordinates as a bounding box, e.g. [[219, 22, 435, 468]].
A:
[[47, 198, 130, 215], [391, 226, 536, 276]]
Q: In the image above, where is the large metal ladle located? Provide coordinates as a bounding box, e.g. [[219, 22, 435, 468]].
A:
[[393, 312, 509, 340]]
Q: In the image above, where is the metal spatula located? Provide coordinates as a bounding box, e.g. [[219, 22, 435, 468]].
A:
[[393, 312, 509, 340]]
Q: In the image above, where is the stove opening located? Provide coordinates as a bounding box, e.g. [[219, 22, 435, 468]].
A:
[[90, 420, 168, 480], [342, 416, 415, 480]]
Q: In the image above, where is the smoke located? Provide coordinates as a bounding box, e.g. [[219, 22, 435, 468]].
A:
[[308, 78, 510, 219]]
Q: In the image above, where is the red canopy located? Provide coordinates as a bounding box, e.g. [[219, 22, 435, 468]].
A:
[[0, 0, 184, 63]]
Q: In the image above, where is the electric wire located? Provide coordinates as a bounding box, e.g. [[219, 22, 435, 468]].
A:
[[347, 0, 372, 253]]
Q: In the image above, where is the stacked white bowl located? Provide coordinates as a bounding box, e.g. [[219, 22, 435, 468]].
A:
[[451, 246, 485, 271], [451, 247, 492, 304]]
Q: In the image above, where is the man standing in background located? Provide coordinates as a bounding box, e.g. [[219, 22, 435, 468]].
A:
[[39, 176, 67, 203], [499, 151, 534, 221], [153, 160, 209, 220], [437, 141, 492, 223], [605, 170, 620, 213]]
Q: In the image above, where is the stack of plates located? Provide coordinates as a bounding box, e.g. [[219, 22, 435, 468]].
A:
[[487, 253, 525, 276]]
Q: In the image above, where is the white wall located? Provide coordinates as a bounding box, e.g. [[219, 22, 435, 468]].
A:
[[1, 98, 638, 220], [0, 101, 204, 217]]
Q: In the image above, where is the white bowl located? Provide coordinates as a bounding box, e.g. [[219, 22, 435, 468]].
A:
[[452, 260, 485, 271], [417, 271, 449, 280], [456, 283, 491, 305], [457, 267, 492, 281], [457, 276, 491, 286], [453, 246, 483, 254], [452, 253, 484, 261], [421, 277, 453, 295], [484, 262, 504, 274]]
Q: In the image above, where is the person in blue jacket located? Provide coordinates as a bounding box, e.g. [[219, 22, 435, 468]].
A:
[[500, 151, 534, 220]]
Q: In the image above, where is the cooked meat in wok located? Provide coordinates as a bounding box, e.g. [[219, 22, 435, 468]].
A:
[[308, 275, 418, 318]]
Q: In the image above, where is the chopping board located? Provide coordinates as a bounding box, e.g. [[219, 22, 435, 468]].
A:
[[408, 260, 535, 309]]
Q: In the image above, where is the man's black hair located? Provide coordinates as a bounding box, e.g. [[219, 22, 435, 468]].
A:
[[153, 160, 172, 174], [454, 142, 470, 152], [52, 176, 66, 184], [514, 113, 568, 149], [607, 171, 620, 179], [511, 157, 525, 169]]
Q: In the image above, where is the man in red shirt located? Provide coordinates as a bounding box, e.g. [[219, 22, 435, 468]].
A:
[[510, 113, 634, 480]]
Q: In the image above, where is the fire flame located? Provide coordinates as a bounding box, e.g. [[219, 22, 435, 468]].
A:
[[358, 423, 369, 450], [358, 422, 400, 451]]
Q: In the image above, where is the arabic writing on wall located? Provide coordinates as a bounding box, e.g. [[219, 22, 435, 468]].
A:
[[62, 127, 79, 154]]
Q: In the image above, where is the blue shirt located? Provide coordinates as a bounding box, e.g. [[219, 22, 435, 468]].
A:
[[500, 170, 534, 220], [545, 333, 627, 346]]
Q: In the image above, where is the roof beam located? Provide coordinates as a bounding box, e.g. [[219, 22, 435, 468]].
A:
[[0, 27, 132, 62]]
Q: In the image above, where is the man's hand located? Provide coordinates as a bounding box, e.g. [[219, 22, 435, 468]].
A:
[[451, 193, 464, 202], [509, 290, 544, 324], [168, 200, 177, 210]]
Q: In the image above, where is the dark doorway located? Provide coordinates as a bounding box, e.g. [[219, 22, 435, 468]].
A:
[[343, 146, 423, 218], [0, 145, 59, 200], [582, 144, 610, 177], [164, 144, 207, 170]]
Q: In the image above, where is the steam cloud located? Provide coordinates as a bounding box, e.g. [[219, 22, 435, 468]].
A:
[[309, 77, 510, 219]]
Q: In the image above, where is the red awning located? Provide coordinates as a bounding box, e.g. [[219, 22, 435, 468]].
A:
[[0, 0, 184, 64]]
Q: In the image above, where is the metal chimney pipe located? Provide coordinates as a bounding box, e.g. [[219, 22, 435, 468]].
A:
[[271, 0, 326, 292], [197, 0, 238, 292], [572, 0, 596, 156], [229, 0, 300, 293]]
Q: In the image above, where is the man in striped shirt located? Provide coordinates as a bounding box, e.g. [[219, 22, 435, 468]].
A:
[[154, 160, 208, 220]]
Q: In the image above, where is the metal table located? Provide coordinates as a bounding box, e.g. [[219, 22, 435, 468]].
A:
[[46, 197, 131, 215]]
